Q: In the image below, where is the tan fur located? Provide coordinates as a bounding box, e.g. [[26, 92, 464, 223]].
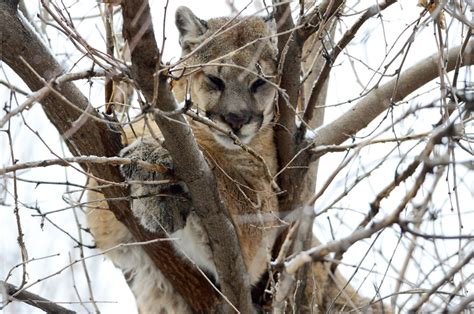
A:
[[87, 7, 389, 313], [87, 118, 279, 312], [87, 9, 279, 312], [168, 8, 281, 284], [87, 190, 191, 313]]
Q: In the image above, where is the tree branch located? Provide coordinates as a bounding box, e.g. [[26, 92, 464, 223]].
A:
[[299, 0, 344, 41], [0, 69, 107, 128], [0, 156, 168, 176], [270, 1, 345, 309], [1, 280, 75, 313], [271, 0, 346, 216], [302, 0, 397, 130], [312, 42, 474, 149], [272, 0, 302, 214], [448, 293, 474, 313], [0, 1, 219, 311], [120, 0, 252, 312], [409, 251, 474, 312]]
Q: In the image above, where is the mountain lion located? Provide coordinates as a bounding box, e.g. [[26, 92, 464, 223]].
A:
[[87, 6, 388, 313]]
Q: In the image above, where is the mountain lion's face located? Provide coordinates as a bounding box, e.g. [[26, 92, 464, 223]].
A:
[[174, 7, 278, 149]]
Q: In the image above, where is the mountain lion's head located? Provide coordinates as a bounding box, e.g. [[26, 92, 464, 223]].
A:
[[173, 6, 278, 149]]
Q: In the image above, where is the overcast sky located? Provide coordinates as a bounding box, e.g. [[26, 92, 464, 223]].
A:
[[1, 1, 472, 313]]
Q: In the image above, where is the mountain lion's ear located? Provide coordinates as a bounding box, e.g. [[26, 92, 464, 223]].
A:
[[175, 6, 208, 51]]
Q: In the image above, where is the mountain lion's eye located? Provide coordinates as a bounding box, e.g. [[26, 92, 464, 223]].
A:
[[250, 79, 266, 93], [206, 75, 225, 91]]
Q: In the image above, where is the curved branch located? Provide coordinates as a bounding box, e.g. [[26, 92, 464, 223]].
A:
[[299, 0, 344, 41], [312, 41, 474, 149], [0, 1, 220, 312]]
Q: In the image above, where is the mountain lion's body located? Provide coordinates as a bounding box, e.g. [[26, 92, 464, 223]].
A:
[[87, 6, 388, 313]]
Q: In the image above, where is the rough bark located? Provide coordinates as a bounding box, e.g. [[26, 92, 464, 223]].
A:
[[272, 0, 346, 221], [0, 1, 219, 311], [273, 0, 304, 218], [121, 1, 252, 312], [1, 281, 75, 314]]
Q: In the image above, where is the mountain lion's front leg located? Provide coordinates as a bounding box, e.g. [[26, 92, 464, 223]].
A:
[[120, 138, 190, 233], [120, 138, 217, 279]]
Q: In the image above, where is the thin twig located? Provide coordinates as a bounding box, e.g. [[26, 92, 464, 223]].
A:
[[0, 156, 168, 176], [409, 251, 474, 312]]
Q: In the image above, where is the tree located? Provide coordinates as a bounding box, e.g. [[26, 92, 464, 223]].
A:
[[1, 0, 472, 312]]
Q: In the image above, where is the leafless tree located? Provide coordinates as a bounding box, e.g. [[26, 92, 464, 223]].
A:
[[0, 0, 472, 312]]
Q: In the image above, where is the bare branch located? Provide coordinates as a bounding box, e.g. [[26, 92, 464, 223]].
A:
[[0, 79, 29, 95], [0, 156, 169, 176], [302, 0, 398, 129], [271, 1, 308, 251], [272, 0, 302, 216], [120, 0, 252, 311], [448, 293, 474, 313], [312, 41, 474, 148], [1, 280, 75, 313], [409, 251, 474, 312], [398, 222, 474, 240], [0, 2, 221, 312], [299, 0, 344, 41], [275, 122, 456, 306], [0, 69, 107, 128]]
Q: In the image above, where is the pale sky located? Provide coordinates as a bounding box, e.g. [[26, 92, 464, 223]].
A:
[[1, 1, 472, 313]]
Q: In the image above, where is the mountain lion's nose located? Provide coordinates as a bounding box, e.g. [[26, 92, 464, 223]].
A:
[[221, 112, 251, 133]]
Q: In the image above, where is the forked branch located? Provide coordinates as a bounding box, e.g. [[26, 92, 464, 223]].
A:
[[0, 1, 219, 311]]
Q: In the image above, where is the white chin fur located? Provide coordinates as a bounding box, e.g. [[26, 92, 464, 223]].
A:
[[210, 119, 261, 149]]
